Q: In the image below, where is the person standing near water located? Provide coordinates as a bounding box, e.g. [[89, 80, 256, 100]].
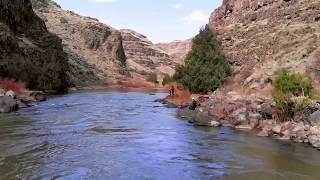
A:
[[189, 97, 198, 110], [171, 86, 175, 96]]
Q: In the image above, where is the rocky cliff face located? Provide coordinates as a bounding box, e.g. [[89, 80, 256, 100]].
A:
[[120, 29, 184, 79], [155, 39, 192, 65], [32, 0, 190, 85], [209, 0, 320, 89], [0, 0, 69, 91], [32, 0, 127, 86]]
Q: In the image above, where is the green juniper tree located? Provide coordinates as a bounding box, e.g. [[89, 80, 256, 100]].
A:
[[173, 25, 231, 93]]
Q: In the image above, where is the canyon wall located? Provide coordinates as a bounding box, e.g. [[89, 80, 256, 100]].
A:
[[0, 0, 69, 91], [209, 0, 320, 89], [32, 0, 127, 86], [32, 0, 191, 85]]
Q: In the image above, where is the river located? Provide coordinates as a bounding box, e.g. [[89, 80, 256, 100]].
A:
[[0, 91, 319, 180]]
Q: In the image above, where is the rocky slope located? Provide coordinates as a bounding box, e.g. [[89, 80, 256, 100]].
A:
[[209, 0, 320, 90], [120, 29, 186, 80], [0, 0, 69, 91], [187, 0, 320, 149], [31, 0, 127, 86], [155, 39, 192, 65], [32, 0, 191, 85]]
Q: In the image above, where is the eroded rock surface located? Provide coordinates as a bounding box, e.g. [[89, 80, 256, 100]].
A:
[[32, 0, 127, 86], [0, 0, 69, 91], [209, 0, 320, 87]]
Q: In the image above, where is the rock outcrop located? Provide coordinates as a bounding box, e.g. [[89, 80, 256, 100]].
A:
[[120, 29, 184, 79], [32, 0, 127, 86], [155, 39, 192, 65], [209, 0, 320, 88], [32, 0, 191, 85], [0, 0, 69, 91]]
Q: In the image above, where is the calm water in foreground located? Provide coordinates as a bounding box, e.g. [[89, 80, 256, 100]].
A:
[[0, 91, 320, 180]]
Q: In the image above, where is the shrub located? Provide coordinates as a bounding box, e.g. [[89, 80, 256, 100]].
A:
[[0, 79, 25, 94], [274, 69, 312, 96], [162, 74, 174, 86], [272, 70, 314, 121], [293, 97, 311, 113], [272, 90, 295, 121], [173, 25, 231, 93], [146, 73, 158, 84]]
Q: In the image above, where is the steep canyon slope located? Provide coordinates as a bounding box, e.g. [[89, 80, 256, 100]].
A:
[[209, 0, 320, 91], [32, 0, 127, 86], [32, 0, 191, 86], [0, 0, 69, 91]]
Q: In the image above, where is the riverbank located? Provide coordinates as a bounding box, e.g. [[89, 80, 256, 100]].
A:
[[169, 89, 320, 150]]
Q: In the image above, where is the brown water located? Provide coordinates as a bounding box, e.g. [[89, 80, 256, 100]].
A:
[[0, 91, 319, 180]]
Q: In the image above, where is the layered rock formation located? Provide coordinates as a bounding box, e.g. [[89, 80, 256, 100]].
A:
[[209, 0, 320, 89], [0, 0, 69, 91], [32, 0, 191, 85], [155, 39, 192, 65], [120, 29, 184, 79], [32, 0, 127, 86]]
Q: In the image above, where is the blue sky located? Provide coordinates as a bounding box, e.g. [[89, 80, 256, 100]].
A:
[[53, 0, 223, 43]]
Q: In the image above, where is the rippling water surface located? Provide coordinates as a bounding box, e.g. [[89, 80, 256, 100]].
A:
[[0, 91, 320, 180]]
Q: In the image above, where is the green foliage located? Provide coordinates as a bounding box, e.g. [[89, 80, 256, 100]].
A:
[[146, 73, 158, 84], [294, 97, 311, 113], [162, 74, 174, 86], [272, 90, 295, 121], [173, 25, 231, 93], [274, 69, 313, 96], [272, 70, 314, 121]]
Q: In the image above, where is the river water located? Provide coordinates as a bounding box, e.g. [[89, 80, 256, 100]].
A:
[[0, 91, 319, 180]]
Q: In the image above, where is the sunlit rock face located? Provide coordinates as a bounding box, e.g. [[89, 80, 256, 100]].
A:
[[120, 29, 190, 80], [32, 0, 192, 84], [155, 39, 192, 66], [0, 0, 69, 91], [209, 0, 320, 88], [32, 0, 127, 86]]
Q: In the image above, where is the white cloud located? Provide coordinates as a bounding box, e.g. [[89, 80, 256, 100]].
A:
[[182, 10, 209, 24], [87, 0, 116, 3], [173, 4, 182, 9]]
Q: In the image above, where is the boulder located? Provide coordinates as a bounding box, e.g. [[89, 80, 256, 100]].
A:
[[194, 112, 218, 127], [210, 120, 222, 127], [308, 110, 320, 126], [0, 96, 19, 113], [257, 103, 273, 119], [29, 91, 46, 102], [257, 129, 270, 137], [231, 108, 248, 125], [272, 125, 282, 134], [249, 113, 261, 128], [5, 90, 16, 99], [308, 126, 320, 148], [309, 135, 320, 148]]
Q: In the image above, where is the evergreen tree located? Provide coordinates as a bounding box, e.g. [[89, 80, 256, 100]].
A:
[[173, 25, 231, 93]]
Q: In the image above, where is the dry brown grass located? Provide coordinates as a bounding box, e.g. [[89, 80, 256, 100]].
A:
[[164, 82, 192, 105], [119, 78, 157, 90]]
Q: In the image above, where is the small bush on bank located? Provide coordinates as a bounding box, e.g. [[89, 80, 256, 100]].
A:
[[173, 25, 231, 94], [274, 69, 312, 96], [0, 79, 25, 94], [294, 97, 311, 113], [146, 73, 158, 84], [162, 74, 174, 86], [272, 70, 314, 121]]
